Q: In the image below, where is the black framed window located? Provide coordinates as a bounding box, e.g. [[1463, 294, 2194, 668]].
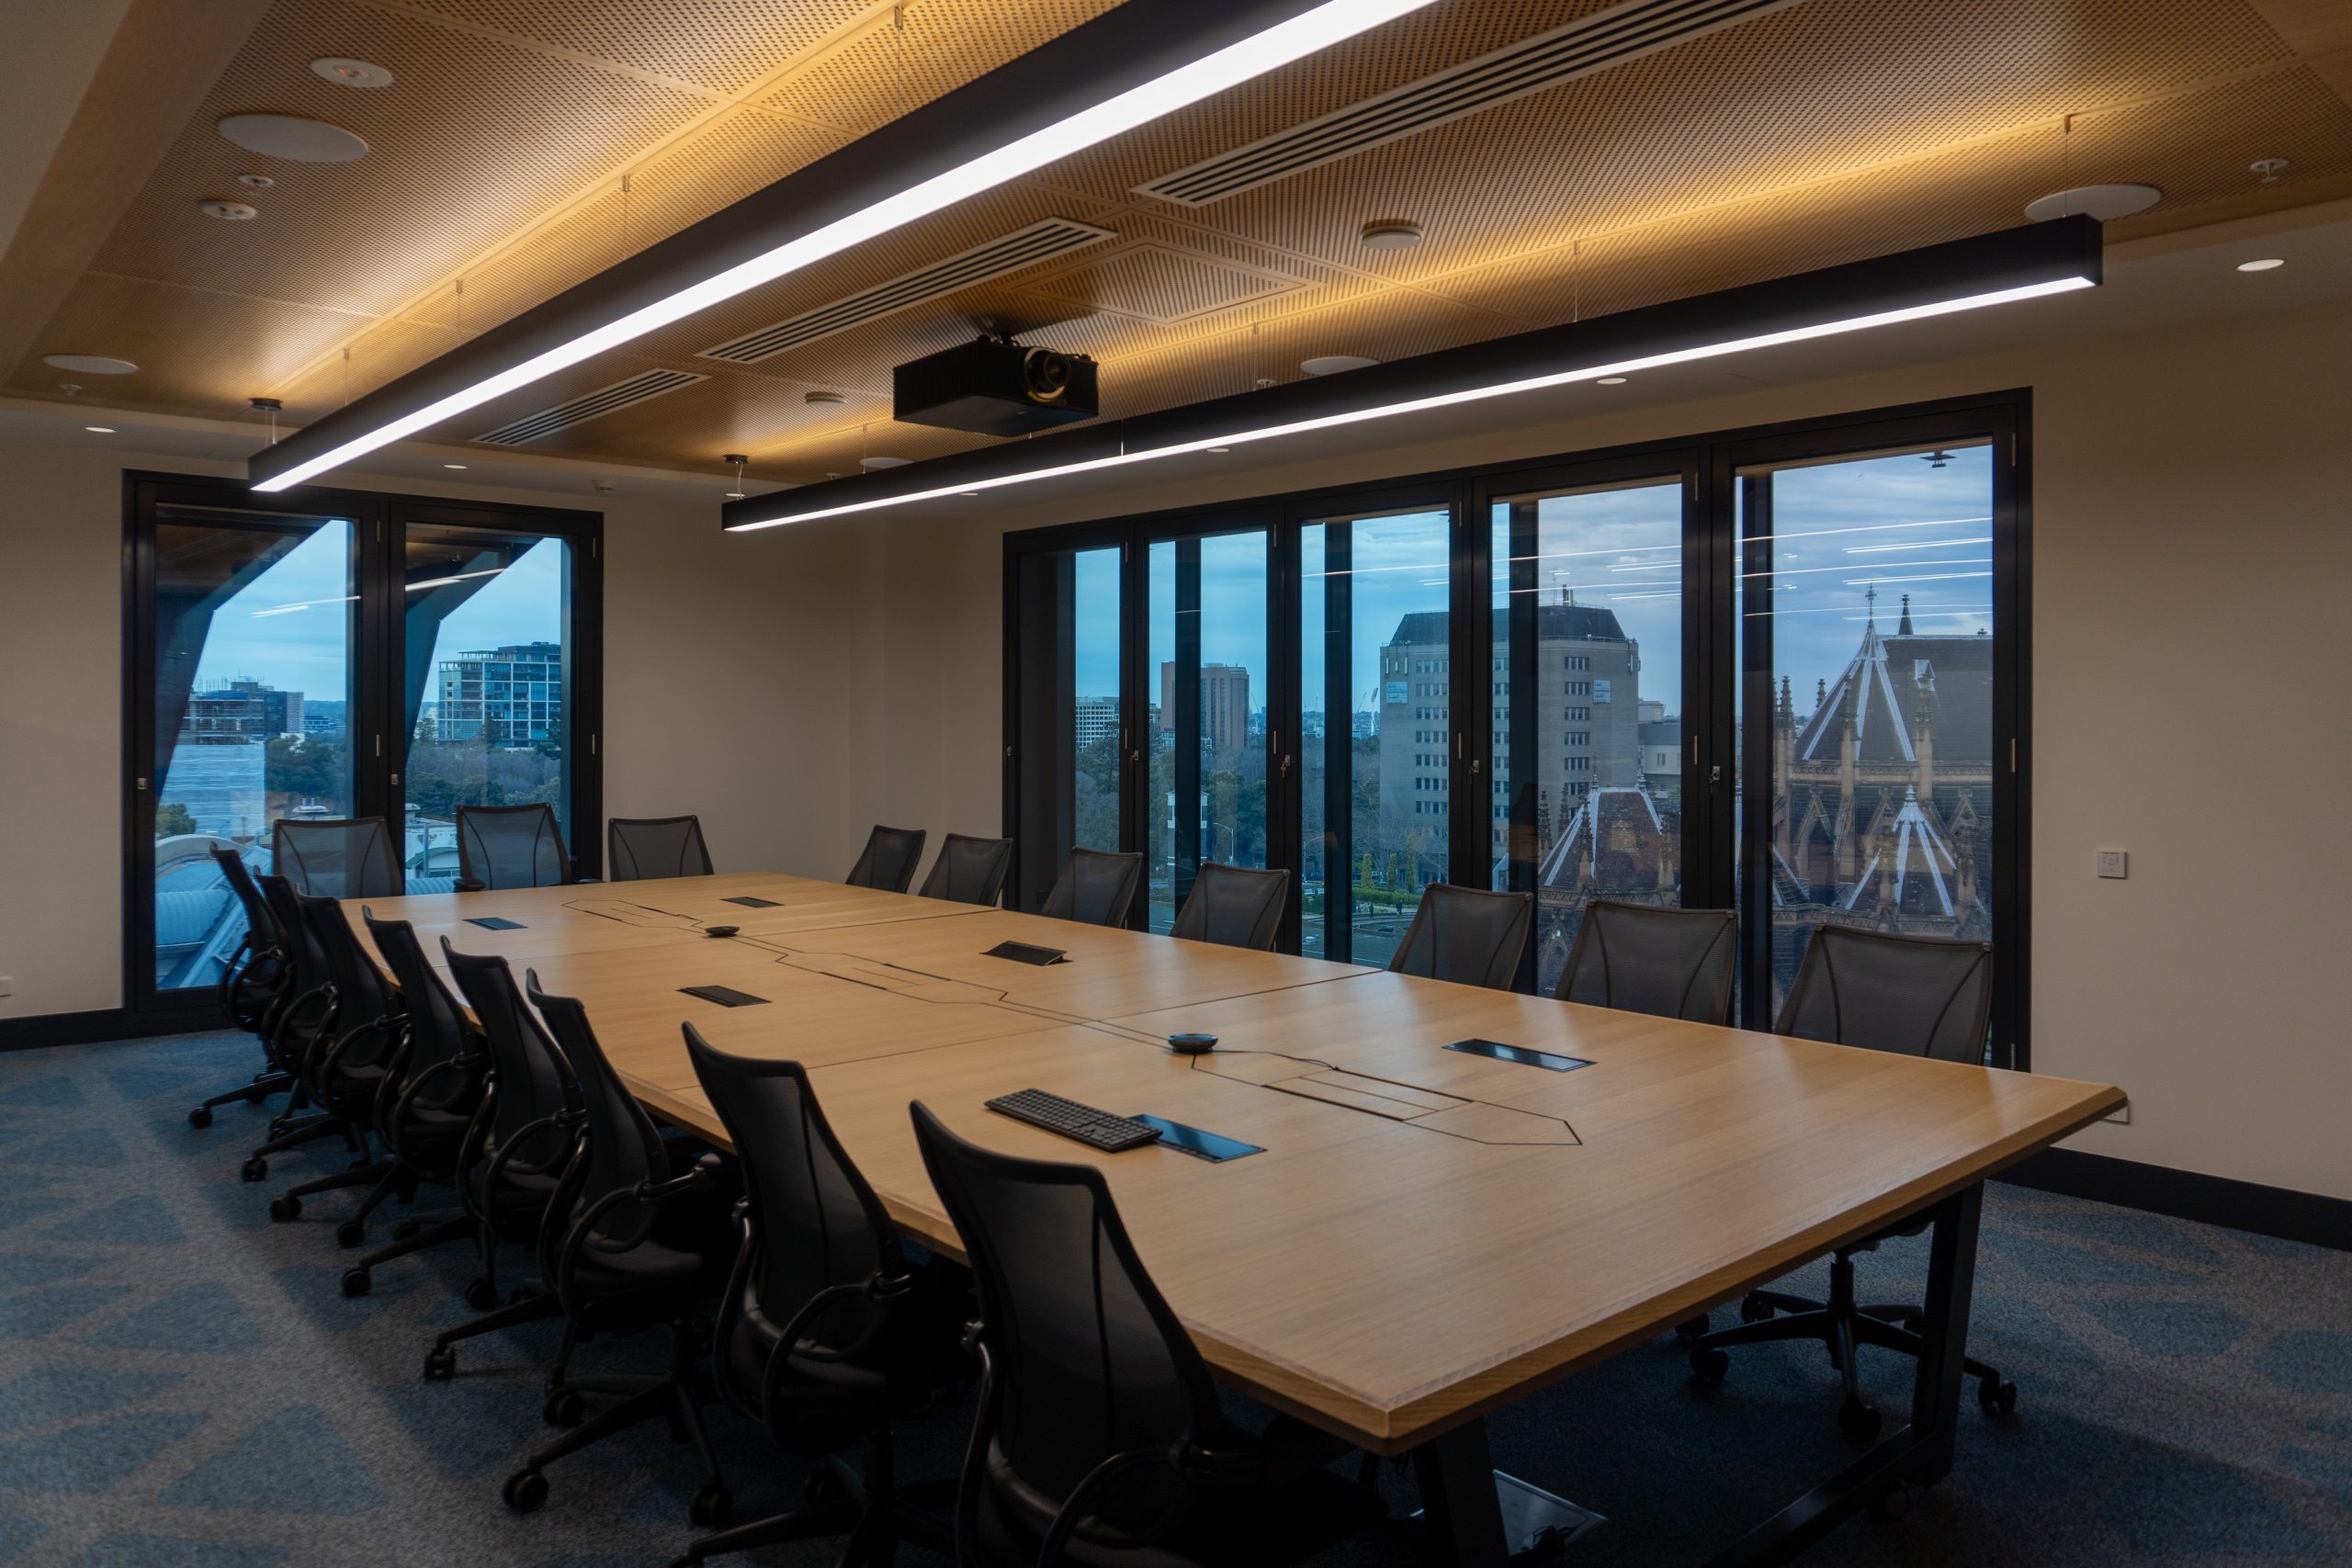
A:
[[1002, 391, 2029, 1066], [123, 472, 601, 1031]]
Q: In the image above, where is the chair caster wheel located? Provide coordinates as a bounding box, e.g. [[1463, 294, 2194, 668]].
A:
[[805, 1469, 847, 1506], [268, 1195, 301, 1223], [423, 1347, 457, 1382], [341, 1268, 372, 1298], [502, 1468, 548, 1514], [1674, 1314, 1708, 1341], [1869, 1482, 1910, 1521], [1978, 1377, 2018, 1418], [1839, 1395, 1883, 1444], [335, 1219, 367, 1249], [543, 1392, 584, 1427], [1689, 1347, 1729, 1383], [189, 1106, 214, 1129], [464, 1278, 500, 1311], [689, 1483, 732, 1528], [1740, 1295, 1776, 1323], [241, 1157, 268, 1183]]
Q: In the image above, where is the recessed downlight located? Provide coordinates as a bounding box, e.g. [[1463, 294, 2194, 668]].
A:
[[43, 354, 137, 375], [804, 389, 847, 406], [1361, 220, 1423, 251], [235, 172, 275, 189], [200, 199, 259, 221], [1301, 355, 1379, 376], [2236, 257, 2285, 272], [861, 456, 911, 470], [311, 57, 395, 89], [443, 463, 468, 469], [1597, 376, 1627, 385], [85, 425, 116, 434], [2024, 184, 2160, 221], [217, 113, 368, 163]]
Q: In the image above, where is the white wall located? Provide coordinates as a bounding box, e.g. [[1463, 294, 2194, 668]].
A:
[[784, 296, 2352, 1202], [0, 443, 850, 1021]]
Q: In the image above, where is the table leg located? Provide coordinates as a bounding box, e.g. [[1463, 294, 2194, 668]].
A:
[[1410, 1418, 1605, 1565], [1703, 1181, 1984, 1568]]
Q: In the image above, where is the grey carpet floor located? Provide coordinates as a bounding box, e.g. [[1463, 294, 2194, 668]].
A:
[[1, 1029, 2346, 1567]]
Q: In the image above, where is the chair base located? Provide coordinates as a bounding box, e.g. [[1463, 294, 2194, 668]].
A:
[[1690, 1253, 2018, 1437], [673, 1435, 956, 1567], [502, 1322, 723, 1524]]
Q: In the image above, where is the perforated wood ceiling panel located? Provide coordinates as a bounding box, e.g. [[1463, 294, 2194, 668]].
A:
[[10, 0, 2350, 488]]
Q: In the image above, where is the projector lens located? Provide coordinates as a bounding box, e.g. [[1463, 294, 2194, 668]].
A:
[[1022, 347, 1070, 402]]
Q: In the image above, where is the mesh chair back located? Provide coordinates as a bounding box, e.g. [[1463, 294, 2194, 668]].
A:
[[607, 815, 713, 881], [274, 817, 401, 897], [1774, 926, 1994, 1064], [912, 1103, 1215, 1537], [259, 874, 330, 998], [213, 847, 277, 946], [684, 1027, 901, 1396], [293, 892, 390, 1027], [1039, 848, 1143, 929], [444, 942, 576, 1158], [918, 834, 1013, 907], [1388, 884, 1532, 989], [362, 912, 473, 1089], [456, 804, 572, 890], [1168, 862, 1288, 951], [1555, 901, 1738, 1023], [845, 824, 926, 892], [527, 972, 672, 1250]]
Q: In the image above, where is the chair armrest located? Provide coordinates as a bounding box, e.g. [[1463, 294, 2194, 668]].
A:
[[1038, 1446, 1192, 1568], [456, 878, 484, 893], [552, 1157, 718, 1309]]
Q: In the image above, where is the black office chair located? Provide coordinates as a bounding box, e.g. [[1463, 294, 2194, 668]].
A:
[[503, 972, 736, 1526], [673, 1027, 970, 1568], [264, 893, 412, 1242], [846, 825, 927, 894], [1689, 926, 2012, 1438], [274, 815, 402, 899], [1387, 884, 1532, 990], [917, 833, 1013, 908], [424, 942, 584, 1379], [338, 912, 491, 1300], [237, 873, 355, 1182], [609, 815, 714, 881], [189, 847, 292, 1129], [458, 802, 577, 891], [911, 1104, 1385, 1568], [1168, 863, 1289, 952], [1039, 848, 1143, 929], [1554, 901, 1737, 1024]]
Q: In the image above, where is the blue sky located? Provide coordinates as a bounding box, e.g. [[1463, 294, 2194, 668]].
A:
[[1071, 443, 1991, 727], [192, 528, 567, 705]]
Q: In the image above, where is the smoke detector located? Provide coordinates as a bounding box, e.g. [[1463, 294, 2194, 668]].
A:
[[311, 57, 395, 89], [1361, 220, 1423, 250], [43, 354, 138, 375], [804, 390, 847, 406], [200, 199, 260, 221]]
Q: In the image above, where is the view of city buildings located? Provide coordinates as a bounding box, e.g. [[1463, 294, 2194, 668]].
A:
[[432, 641, 564, 742]]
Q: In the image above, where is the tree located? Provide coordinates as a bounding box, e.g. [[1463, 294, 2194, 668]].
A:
[[413, 716, 437, 745], [266, 735, 344, 799], [154, 802, 198, 838]]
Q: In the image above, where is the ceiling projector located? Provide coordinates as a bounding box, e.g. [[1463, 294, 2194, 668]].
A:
[[893, 334, 1099, 437]]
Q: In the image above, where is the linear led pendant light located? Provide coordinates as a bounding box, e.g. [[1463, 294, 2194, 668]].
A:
[[723, 215, 2104, 532], [247, 0, 1444, 492]]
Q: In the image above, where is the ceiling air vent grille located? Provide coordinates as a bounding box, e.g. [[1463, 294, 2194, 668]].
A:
[[1137, 0, 1806, 205], [475, 368, 707, 446], [699, 217, 1116, 364]]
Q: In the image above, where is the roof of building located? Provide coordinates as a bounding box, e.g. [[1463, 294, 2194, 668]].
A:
[[1841, 786, 1961, 919], [1386, 603, 1629, 649], [1792, 604, 1992, 766], [1535, 784, 1672, 894]]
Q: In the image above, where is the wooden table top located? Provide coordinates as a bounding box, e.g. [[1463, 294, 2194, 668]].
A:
[[347, 874, 2125, 1455]]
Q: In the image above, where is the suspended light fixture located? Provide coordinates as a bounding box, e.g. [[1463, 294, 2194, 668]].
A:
[[723, 216, 2103, 533], [723, 453, 750, 500], [247, 0, 1443, 492]]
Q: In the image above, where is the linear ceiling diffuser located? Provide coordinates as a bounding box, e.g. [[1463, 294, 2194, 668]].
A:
[[245, 0, 1445, 492], [474, 368, 707, 445], [1139, 0, 1808, 205], [721, 216, 2102, 532]]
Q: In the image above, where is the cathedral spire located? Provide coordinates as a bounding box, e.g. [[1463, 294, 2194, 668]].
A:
[[1898, 592, 1914, 636]]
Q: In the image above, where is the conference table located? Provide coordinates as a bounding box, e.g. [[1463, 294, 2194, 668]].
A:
[[349, 871, 2125, 1567]]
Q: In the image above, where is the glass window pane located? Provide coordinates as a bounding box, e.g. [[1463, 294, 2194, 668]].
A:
[[1071, 547, 1122, 852], [1737, 443, 1996, 1027], [150, 506, 356, 993], [1148, 530, 1268, 933], [1491, 479, 1685, 994], [401, 524, 571, 891], [1301, 507, 1450, 969]]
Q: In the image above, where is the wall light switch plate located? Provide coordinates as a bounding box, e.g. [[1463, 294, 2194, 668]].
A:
[[2097, 850, 2128, 879]]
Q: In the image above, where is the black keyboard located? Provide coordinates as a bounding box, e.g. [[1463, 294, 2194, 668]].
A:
[[986, 1089, 1163, 1153]]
